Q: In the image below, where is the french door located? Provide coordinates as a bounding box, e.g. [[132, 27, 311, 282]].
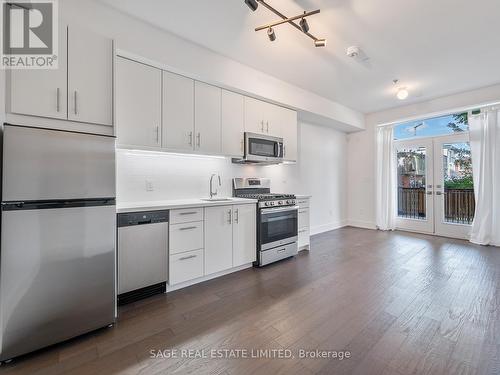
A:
[[395, 133, 474, 239]]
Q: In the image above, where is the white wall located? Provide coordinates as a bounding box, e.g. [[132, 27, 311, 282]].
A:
[[347, 83, 500, 228], [118, 122, 347, 235], [58, 0, 363, 131]]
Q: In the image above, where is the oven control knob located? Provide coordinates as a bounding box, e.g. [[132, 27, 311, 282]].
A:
[[278, 201, 283, 205], [265, 202, 270, 206]]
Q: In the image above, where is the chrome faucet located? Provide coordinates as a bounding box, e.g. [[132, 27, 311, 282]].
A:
[[210, 174, 221, 199]]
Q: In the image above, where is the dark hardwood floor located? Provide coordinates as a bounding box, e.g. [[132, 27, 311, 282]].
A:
[[1, 227, 499, 375]]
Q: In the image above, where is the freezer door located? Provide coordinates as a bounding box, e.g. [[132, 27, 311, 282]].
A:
[[2, 125, 115, 201], [0, 205, 116, 361]]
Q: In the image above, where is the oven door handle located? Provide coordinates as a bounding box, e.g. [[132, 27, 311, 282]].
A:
[[261, 205, 299, 214]]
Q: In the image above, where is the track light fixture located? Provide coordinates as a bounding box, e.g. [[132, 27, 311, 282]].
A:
[[245, 0, 327, 47], [299, 14, 309, 33], [314, 39, 327, 47], [244, 0, 258, 12], [267, 27, 276, 41]]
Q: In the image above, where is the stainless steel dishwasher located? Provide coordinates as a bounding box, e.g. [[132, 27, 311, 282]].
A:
[[117, 210, 169, 305]]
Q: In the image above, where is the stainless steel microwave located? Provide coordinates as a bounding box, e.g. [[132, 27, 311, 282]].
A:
[[233, 132, 284, 164]]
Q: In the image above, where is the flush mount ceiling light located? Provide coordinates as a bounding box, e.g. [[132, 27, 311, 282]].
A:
[[245, 0, 327, 47], [393, 79, 409, 100]]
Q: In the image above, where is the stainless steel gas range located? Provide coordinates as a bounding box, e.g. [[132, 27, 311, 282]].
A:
[[233, 178, 298, 266]]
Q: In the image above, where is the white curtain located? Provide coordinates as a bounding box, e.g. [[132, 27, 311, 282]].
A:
[[469, 108, 500, 246], [376, 125, 397, 231]]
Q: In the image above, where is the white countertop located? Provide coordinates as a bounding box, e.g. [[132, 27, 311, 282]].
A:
[[116, 197, 258, 213]]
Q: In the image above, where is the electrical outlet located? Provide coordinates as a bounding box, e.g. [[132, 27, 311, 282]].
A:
[[145, 180, 154, 192]]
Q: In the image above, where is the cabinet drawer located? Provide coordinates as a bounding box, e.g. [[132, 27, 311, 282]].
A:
[[169, 222, 204, 255], [170, 207, 204, 224], [297, 198, 310, 208], [169, 249, 204, 285], [298, 208, 310, 229]]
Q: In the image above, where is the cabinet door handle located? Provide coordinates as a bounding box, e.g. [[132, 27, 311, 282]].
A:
[[56, 88, 60, 112], [179, 255, 197, 261], [228, 209, 232, 224], [299, 210, 307, 213], [155, 126, 159, 143], [179, 211, 198, 216], [188, 131, 193, 146], [261, 121, 264, 132], [197, 133, 201, 147], [283, 145, 286, 158], [179, 226, 197, 231], [266, 121, 269, 133], [234, 209, 239, 224], [277, 248, 287, 253], [74, 91, 78, 115]]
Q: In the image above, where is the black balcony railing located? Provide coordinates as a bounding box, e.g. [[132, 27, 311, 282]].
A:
[[444, 189, 475, 224], [398, 187, 426, 219], [398, 187, 475, 224]]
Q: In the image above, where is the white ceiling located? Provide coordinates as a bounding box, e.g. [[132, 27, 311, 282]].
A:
[[100, 0, 500, 114]]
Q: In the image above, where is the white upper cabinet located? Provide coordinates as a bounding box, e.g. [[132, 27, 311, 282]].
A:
[[9, 25, 67, 120], [115, 57, 162, 148], [273, 106, 298, 161], [204, 206, 233, 275], [162, 71, 195, 151], [232, 204, 256, 267], [244, 96, 285, 137], [244, 97, 267, 135], [221, 90, 245, 157], [194, 82, 221, 154], [67, 25, 113, 126]]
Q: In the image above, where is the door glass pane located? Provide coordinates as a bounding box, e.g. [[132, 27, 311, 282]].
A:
[[442, 142, 475, 224], [397, 147, 427, 219]]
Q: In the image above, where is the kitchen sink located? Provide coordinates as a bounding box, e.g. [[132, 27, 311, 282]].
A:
[[201, 198, 233, 202]]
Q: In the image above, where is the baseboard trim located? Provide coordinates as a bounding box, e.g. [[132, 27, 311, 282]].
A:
[[346, 220, 377, 230], [311, 220, 348, 235], [166, 263, 253, 292]]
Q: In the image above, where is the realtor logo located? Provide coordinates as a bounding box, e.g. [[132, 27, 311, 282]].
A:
[[1, 0, 58, 69]]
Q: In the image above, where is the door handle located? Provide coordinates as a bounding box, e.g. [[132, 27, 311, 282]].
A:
[[188, 131, 193, 146], [74, 90, 78, 115], [155, 126, 159, 143], [435, 191, 443, 196], [179, 255, 197, 261], [179, 211, 198, 216], [261, 121, 264, 132], [234, 209, 239, 224], [266, 121, 269, 133], [56, 88, 60, 112], [197, 133, 201, 148], [228, 209, 232, 224], [179, 226, 197, 231], [426, 191, 433, 195], [277, 248, 287, 253]]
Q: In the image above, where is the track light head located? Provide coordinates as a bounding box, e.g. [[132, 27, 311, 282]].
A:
[[267, 27, 276, 41], [244, 0, 258, 12], [314, 39, 327, 47], [299, 17, 309, 33]]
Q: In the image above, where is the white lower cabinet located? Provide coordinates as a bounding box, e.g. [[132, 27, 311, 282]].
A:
[[204, 206, 233, 275], [233, 204, 256, 266], [169, 249, 204, 285], [169, 204, 256, 286], [298, 198, 311, 250]]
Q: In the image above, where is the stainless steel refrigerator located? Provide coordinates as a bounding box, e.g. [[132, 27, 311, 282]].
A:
[[0, 124, 116, 361]]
